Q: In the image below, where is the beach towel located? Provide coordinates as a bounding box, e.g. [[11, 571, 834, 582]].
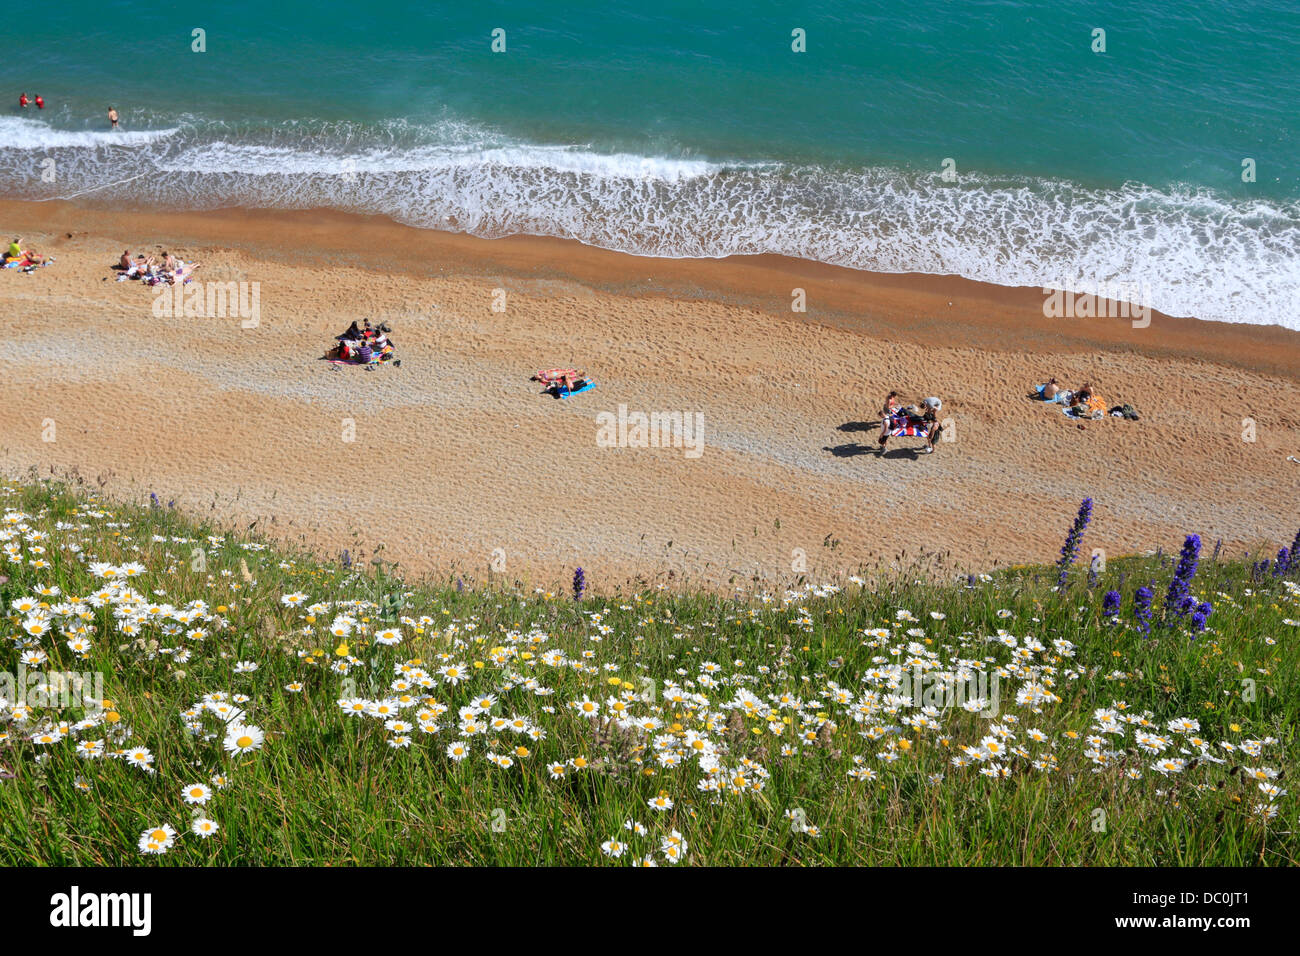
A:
[[557, 380, 595, 398], [885, 414, 932, 438], [1034, 384, 1071, 404], [1063, 400, 1106, 421]]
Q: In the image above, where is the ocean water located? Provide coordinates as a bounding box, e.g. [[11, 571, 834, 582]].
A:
[[2, 0, 1297, 326]]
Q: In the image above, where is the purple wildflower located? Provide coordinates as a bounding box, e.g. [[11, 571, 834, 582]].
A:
[[1056, 498, 1093, 590], [1163, 534, 1201, 625], [1191, 601, 1213, 634], [1133, 585, 1154, 637], [1273, 548, 1290, 578], [573, 567, 585, 602], [1102, 590, 1121, 619]]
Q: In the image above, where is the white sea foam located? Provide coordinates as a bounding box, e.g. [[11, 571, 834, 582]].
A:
[[156, 141, 725, 180], [0, 116, 179, 149], [3, 117, 1296, 328]]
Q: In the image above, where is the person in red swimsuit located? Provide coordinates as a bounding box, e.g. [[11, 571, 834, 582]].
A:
[[34, 94, 44, 109], [18, 92, 29, 108]]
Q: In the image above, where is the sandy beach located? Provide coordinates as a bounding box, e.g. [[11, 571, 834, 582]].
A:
[[2, 199, 1297, 590]]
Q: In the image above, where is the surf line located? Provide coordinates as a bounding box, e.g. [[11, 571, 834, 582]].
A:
[[49, 171, 152, 201]]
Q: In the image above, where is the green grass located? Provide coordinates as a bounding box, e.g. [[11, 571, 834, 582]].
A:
[[0, 476, 1295, 865]]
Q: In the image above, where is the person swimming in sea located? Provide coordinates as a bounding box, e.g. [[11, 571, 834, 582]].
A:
[[108, 107, 119, 129]]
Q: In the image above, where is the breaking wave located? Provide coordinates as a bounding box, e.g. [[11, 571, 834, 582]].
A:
[[3, 114, 1296, 328]]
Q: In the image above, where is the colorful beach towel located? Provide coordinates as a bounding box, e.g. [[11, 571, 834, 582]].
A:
[[557, 380, 596, 398], [885, 415, 932, 438], [535, 368, 580, 385]]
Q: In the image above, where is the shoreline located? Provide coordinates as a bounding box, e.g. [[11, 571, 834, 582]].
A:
[[9, 199, 1300, 362], [10, 198, 1300, 379], [2, 198, 1297, 589]]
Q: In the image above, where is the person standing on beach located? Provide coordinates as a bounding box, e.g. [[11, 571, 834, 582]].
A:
[[108, 107, 118, 129]]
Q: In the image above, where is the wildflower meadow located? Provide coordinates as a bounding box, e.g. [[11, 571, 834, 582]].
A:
[[0, 477, 1295, 866]]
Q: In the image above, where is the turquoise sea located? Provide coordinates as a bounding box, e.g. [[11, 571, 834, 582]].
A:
[[1, 0, 1297, 325]]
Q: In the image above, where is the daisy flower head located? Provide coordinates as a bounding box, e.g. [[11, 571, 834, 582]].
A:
[[138, 823, 177, 855], [181, 783, 212, 805], [124, 747, 156, 772], [223, 723, 265, 756], [446, 741, 470, 762], [439, 663, 468, 685]]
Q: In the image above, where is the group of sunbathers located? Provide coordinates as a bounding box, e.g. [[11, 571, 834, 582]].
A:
[[878, 391, 944, 454], [115, 248, 195, 286], [329, 319, 398, 365], [3, 237, 52, 271], [1034, 379, 1139, 421]]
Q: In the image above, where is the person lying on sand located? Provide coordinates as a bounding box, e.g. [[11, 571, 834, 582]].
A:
[[123, 253, 156, 275], [554, 369, 591, 392]]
